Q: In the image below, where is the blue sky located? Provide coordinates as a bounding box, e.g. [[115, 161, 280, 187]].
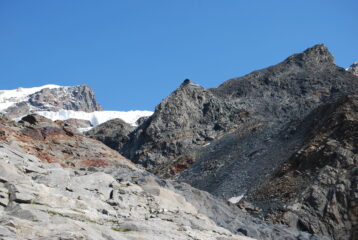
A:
[[0, 0, 357, 110]]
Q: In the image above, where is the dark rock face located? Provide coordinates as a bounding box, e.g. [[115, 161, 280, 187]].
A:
[[120, 44, 358, 183], [121, 80, 248, 174], [3, 85, 102, 119], [246, 94, 358, 240], [347, 61, 358, 76], [85, 118, 133, 150], [135, 116, 150, 126]]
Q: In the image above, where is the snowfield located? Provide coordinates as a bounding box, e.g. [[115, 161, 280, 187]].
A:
[[34, 109, 153, 127], [228, 195, 244, 204], [1, 84, 153, 128]]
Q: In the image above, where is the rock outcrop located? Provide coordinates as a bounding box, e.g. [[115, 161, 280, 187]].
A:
[[85, 118, 134, 150], [2, 85, 102, 119], [63, 118, 93, 129], [121, 79, 247, 174], [0, 114, 132, 169], [347, 61, 358, 76]]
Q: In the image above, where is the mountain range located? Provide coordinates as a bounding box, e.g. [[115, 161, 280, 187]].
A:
[[0, 44, 357, 240]]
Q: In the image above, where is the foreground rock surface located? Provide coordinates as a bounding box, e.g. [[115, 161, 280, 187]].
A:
[[0, 143, 252, 240]]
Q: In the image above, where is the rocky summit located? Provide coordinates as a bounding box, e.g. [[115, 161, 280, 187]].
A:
[[1, 44, 357, 240]]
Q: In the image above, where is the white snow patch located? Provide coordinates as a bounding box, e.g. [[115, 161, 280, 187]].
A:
[[0, 84, 62, 111], [77, 127, 93, 133], [32, 109, 153, 127], [228, 195, 244, 204]]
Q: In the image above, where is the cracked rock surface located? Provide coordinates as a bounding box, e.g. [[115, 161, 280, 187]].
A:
[[0, 143, 252, 240]]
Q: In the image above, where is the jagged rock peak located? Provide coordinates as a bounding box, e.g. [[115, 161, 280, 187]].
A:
[[284, 44, 334, 67], [347, 61, 358, 76], [179, 79, 203, 89]]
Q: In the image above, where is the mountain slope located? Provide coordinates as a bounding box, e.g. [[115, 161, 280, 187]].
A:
[[246, 94, 358, 240], [119, 44, 358, 189]]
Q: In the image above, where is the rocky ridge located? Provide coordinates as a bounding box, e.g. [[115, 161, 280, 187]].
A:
[[121, 79, 247, 174]]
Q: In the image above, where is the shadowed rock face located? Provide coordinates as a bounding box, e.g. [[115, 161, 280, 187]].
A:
[[3, 85, 102, 119], [246, 94, 358, 240], [121, 80, 248, 174]]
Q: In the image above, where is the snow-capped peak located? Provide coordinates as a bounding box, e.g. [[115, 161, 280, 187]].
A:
[[0, 84, 63, 111], [0, 84, 153, 129]]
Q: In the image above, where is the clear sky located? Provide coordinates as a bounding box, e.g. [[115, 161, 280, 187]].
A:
[[0, 0, 357, 110]]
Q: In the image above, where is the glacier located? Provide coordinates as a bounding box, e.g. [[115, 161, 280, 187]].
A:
[[1, 84, 153, 128], [33, 109, 153, 127], [0, 84, 62, 111]]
